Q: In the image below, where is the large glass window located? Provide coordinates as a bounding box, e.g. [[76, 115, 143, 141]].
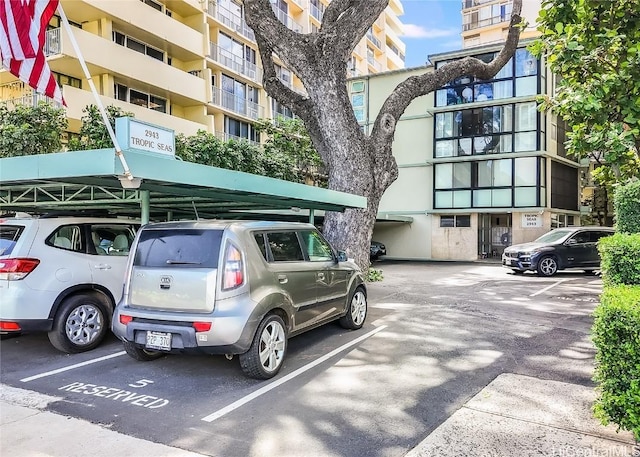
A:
[[112, 31, 164, 62], [435, 48, 538, 108], [435, 157, 546, 209], [434, 102, 535, 157], [114, 84, 167, 113]]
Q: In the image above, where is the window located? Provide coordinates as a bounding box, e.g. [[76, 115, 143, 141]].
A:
[[46, 225, 83, 252], [439, 215, 471, 228], [115, 83, 167, 113], [300, 230, 333, 262], [225, 116, 258, 142], [435, 48, 538, 108], [434, 102, 536, 157], [112, 31, 164, 62], [53, 72, 81, 89], [266, 232, 304, 262], [140, 0, 162, 11], [90, 224, 138, 256], [134, 229, 223, 268]]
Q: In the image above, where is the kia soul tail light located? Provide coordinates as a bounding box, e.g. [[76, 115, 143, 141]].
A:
[[222, 244, 244, 290], [0, 258, 40, 280]]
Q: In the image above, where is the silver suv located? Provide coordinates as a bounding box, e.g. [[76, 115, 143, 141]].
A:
[[0, 214, 138, 352], [112, 220, 367, 379]]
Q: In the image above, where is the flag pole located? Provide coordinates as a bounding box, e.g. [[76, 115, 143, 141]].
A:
[[56, 4, 134, 181]]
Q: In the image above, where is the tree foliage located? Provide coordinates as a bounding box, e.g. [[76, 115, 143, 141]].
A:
[[0, 102, 67, 157], [68, 105, 134, 151], [175, 127, 309, 183], [530, 0, 640, 187], [254, 117, 326, 186], [243, 0, 524, 269]]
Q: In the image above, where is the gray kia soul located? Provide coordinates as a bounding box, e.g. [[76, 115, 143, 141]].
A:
[[112, 220, 367, 379]]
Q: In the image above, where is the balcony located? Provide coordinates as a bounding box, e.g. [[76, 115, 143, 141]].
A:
[[310, 3, 324, 22], [462, 1, 513, 31], [207, 1, 255, 42], [45, 27, 206, 104], [211, 86, 265, 120], [271, 6, 303, 33], [289, 0, 308, 12], [215, 130, 261, 147], [209, 42, 263, 83], [366, 31, 382, 51], [44, 28, 61, 56], [0, 91, 62, 109], [366, 55, 382, 72]]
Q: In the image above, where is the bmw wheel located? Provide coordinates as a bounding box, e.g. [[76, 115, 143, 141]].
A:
[[537, 256, 558, 277], [239, 314, 287, 379], [48, 293, 109, 353], [339, 287, 367, 330]]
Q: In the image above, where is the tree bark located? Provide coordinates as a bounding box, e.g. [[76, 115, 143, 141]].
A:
[[243, 0, 523, 271]]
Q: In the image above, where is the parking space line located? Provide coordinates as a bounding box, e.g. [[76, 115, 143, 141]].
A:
[[529, 279, 569, 297], [20, 351, 126, 383], [201, 325, 387, 423]]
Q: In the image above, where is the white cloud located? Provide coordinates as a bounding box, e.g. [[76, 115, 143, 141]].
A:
[[402, 24, 458, 39]]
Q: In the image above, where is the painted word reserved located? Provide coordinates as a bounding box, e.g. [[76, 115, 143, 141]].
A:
[[59, 382, 169, 408]]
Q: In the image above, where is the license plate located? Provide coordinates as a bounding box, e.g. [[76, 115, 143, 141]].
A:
[[146, 331, 171, 351]]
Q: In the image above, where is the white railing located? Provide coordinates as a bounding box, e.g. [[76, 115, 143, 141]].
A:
[[1, 92, 62, 109], [271, 5, 303, 33], [366, 31, 382, 50], [215, 130, 261, 147], [310, 3, 323, 21], [44, 28, 61, 56], [211, 86, 264, 120], [209, 42, 263, 83], [207, 1, 255, 41], [366, 55, 382, 72]]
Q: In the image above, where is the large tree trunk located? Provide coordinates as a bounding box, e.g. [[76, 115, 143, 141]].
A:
[[243, 0, 523, 272]]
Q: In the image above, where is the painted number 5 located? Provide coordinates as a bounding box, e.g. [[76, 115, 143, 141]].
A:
[[129, 379, 154, 388]]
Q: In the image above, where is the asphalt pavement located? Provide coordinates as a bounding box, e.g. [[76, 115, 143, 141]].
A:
[[1, 261, 637, 457]]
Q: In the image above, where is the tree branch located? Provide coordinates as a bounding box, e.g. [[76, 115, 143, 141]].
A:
[[370, 0, 523, 148]]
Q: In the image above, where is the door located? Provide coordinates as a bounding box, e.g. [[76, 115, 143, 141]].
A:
[[87, 224, 138, 304], [563, 230, 592, 267], [299, 229, 349, 319], [264, 231, 318, 331]]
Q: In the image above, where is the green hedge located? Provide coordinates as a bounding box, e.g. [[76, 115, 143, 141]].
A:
[[592, 285, 640, 441], [598, 233, 640, 286], [614, 181, 640, 234]]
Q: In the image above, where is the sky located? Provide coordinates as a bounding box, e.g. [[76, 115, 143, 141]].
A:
[[399, 0, 464, 68]]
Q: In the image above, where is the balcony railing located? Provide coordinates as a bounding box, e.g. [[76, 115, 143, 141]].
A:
[[310, 3, 323, 21], [463, 14, 510, 31], [209, 42, 263, 83], [366, 55, 382, 72], [211, 86, 264, 120], [1, 92, 62, 109], [215, 130, 260, 147], [207, 1, 255, 41], [290, 0, 308, 10], [271, 6, 303, 33], [366, 32, 382, 50], [44, 28, 61, 56]]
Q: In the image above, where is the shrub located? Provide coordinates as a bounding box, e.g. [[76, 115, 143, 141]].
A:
[[366, 267, 383, 282], [598, 233, 640, 286], [592, 285, 640, 441], [614, 181, 640, 234]]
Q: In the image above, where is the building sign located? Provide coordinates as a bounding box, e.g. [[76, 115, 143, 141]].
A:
[[116, 117, 175, 157], [522, 213, 542, 228]]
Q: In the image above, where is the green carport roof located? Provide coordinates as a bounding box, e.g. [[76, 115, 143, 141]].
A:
[[0, 148, 367, 221]]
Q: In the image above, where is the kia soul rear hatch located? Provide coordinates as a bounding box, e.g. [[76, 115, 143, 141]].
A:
[[130, 229, 223, 312]]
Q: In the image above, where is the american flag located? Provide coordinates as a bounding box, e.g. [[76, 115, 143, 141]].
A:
[[0, 0, 65, 106]]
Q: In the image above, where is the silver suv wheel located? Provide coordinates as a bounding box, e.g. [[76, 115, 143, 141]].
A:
[[239, 314, 288, 379], [65, 304, 103, 345]]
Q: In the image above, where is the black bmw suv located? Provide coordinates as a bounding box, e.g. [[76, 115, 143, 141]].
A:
[[502, 226, 614, 277]]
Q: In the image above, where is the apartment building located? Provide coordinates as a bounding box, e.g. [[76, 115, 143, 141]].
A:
[[351, 0, 582, 261], [0, 0, 406, 143]]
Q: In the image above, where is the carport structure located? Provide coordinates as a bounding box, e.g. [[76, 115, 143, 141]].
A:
[[0, 148, 367, 223]]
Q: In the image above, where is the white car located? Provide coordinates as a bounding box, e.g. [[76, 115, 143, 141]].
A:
[[0, 214, 138, 352]]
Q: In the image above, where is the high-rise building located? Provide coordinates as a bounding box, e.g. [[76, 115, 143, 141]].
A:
[[0, 0, 406, 144], [350, 0, 582, 261]]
